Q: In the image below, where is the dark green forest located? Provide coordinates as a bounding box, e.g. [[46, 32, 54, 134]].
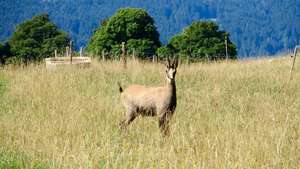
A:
[[1, 0, 300, 57]]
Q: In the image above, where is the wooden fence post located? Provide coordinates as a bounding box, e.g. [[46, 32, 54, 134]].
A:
[[289, 45, 299, 81], [225, 34, 229, 61], [205, 53, 209, 62], [80, 47, 83, 57], [66, 47, 69, 57], [69, 41, 73, 63], [132, 48, 136, 61], [102, 50, 105, 61], [54, 50, 57, 58], [121, 42, 127, 68], [69, 41, 72, 56], [187, 55, 190, 65]]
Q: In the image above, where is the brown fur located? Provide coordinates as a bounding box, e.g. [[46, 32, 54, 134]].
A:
[[118, 58, 178, 136]]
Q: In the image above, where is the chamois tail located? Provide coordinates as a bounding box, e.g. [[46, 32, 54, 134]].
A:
[[117, 82, 123, 93]]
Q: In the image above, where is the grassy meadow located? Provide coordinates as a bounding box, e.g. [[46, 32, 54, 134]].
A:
[[0, 56, 299, 169]]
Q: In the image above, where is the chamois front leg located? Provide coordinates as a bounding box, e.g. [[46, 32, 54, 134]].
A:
[[158, 112, 173, 137], [119, 110, 137, 130]]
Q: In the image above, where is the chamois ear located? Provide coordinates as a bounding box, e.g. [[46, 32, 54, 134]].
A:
[[172, 57, 178, 69], [165, 57, 171, 68]]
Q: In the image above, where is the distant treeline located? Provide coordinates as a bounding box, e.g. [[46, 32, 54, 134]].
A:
[[0, 9, 237, 65], [0, 0, 299, 57]]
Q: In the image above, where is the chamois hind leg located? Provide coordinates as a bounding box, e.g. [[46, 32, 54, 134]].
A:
[[119, 108, 137, 130], [158, 112, 173, 137]]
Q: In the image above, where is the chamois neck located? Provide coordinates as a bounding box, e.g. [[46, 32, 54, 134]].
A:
[[166, 79, 176, 94], [166, 79, 177, 110]]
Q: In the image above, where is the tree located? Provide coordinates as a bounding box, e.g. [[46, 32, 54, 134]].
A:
[[169, 21, 237, 61], [87, 8, 161, 59], [8, 14, 70, 64]]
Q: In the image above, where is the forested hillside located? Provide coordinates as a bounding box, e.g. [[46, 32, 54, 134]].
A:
[[1, 0, 300, 57]]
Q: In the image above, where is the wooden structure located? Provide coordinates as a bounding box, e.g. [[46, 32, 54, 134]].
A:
[[45, 56, 91, 70], [45, 45, 91, 70]]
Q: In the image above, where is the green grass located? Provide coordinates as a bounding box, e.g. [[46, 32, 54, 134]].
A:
[[0, 149, 48, 169], [0, 56, 299, 169]]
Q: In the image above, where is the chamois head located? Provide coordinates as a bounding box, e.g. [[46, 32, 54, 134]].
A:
[[165, 57, 178, 82]]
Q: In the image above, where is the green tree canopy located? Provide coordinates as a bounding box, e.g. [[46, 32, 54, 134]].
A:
[[8, 14, 70, 64], [87, 8, 161, 58], [169, 21, 237, 61]]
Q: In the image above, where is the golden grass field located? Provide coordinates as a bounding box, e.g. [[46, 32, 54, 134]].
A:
[[0, 56, 299, 169]]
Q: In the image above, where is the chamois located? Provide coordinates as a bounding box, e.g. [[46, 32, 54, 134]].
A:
[[118, 57, 178, 136]]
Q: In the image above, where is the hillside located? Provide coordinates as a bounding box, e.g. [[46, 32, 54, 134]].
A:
[[0, 0, 300, 57], [0, 56, 299, 168]]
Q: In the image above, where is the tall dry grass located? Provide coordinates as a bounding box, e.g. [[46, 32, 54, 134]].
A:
[[0, 56, 299, 169]]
